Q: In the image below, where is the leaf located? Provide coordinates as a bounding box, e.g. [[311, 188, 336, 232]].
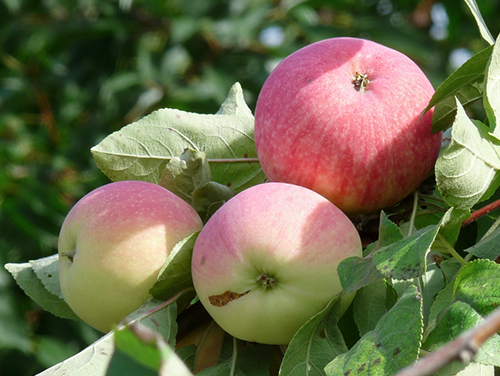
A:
[[337, 255, 385, 293], [324, 286, 423, 376], [426, 45, 493, 132], [464, 0, 495, 45], [4, 260, 80, 321], [352, 279, 389, 337], [435, 98, 500, 209], [36, 298, 179, 376], [107, 322, 193, 376], [484, 33, 500, 137], [423, 260, 500, 367], [373, 224, 440, 280], [431, 207, 471, 254], [149, 232, 199, 307], [192, 181, 236, 223], [465, 226, 500, 260], [91, 82, 265, 192], [30, 254, 64, 299], [279, 299, 348, 376], [37, 332, 115, 376], [378, 211, 405, 246], [338, 213, 403, 293], [159, 148, 213, 202]]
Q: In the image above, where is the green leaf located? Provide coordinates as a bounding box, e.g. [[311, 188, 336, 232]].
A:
[[426, 45, 492, 132], [279, 299, 348, 376], [158, 148, 213, 202], [465, 226, 500, 260], [373, 224, 440, 280], [484, 33, 500, 137], [324, 286, 423, 376], [435, 99, 500, 209], [4, 260, 80, 321], [464, 0, 495, 45], [378, 211, 405, 246], [423, 260, 500, 367], [37, 332, 115, 376], [338, 213, 403, 293], [337, 255, 385, 294], [91, 82, 265, 192], [36, 299, 179, 376], [149, 232, 198, 309], [192, 181, 236, 223], [109, 323, 193, 376], [431, 208, 471, 254], [30, 254, 64, 299], [352, 279, 390, 337]]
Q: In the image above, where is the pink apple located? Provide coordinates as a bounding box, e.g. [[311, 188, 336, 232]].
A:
[[58, 180, 203, 332], [254, 37, 442, 216], [191, 182, 363, 345]]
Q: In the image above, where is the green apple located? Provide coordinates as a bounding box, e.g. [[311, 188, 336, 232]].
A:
[[58, 180, 203, 332], [191, 182, 363, 345]]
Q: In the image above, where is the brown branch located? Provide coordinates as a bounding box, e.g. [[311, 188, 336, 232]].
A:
[[394, 306, 500, 376], [462, 198, 500, 227]]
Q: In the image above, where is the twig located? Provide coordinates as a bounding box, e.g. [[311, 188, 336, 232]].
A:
[[394, 306, 500, 376], [462, 198, 500, 227]]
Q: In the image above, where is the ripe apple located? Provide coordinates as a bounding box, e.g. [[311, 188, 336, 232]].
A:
[[191, 182, 363, 345], [254, 37, 442, 216], [58, 180, 203, 332]]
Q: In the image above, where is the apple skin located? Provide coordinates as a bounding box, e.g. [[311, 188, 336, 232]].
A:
[[58, 180, 203, 332], [254, 37, 442, 216], [191, 182, 363, 345]]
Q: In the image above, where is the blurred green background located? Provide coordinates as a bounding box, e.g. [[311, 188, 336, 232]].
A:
[[1, 0, 498, 374]]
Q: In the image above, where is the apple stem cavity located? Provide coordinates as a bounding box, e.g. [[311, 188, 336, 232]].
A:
[[352, 72, 369, 92], [62, 249, 76, 263]]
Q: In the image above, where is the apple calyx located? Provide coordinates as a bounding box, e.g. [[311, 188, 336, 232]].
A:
[[257, 274, 276, 290], [352, 72, 369, 92]]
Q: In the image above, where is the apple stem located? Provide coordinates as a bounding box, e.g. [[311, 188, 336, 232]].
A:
[[353, 72, 369, 92]]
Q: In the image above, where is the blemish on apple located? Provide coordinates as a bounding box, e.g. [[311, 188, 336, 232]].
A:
[[209, 290, 250, 307]]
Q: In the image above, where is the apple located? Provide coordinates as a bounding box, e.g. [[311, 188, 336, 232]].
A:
[[191, 182, 363, 345], [58, 180, 203, 332], [254, 37, 442, 216]]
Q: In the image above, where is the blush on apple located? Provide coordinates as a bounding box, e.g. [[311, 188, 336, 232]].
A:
[[254, 37, 442, 216], [58, 180, 203, 332], [191, 182, 363, 345]]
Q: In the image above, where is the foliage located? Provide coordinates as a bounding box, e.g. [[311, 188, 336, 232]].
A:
[[3, 0, 500, 375]]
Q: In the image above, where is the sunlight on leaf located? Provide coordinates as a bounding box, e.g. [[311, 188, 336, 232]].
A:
[[435, 98, 500, 209], [427, 45, 492, 132], [464, 0, 495, 45], [91, 83, 265, 192], [484, 33, 500, 137]]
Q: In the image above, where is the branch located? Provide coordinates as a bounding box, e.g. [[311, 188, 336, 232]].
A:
[[394, 306, 500, 376], [462, 198, 500, 227]]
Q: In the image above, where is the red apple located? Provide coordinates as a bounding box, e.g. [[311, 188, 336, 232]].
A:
[[254, 37, 442, 215], [58, 181, 203, 332], [191, 182, 362, 345]]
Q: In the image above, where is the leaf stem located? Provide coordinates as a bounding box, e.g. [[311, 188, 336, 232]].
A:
[[230, 337, 238, 376], [407, 191, 419, 237], [207, 158, 261, 163], [437, 234, 467, 266]]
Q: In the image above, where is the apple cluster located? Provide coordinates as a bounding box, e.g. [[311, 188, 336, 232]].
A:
[[57, 37, 440, 345]]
